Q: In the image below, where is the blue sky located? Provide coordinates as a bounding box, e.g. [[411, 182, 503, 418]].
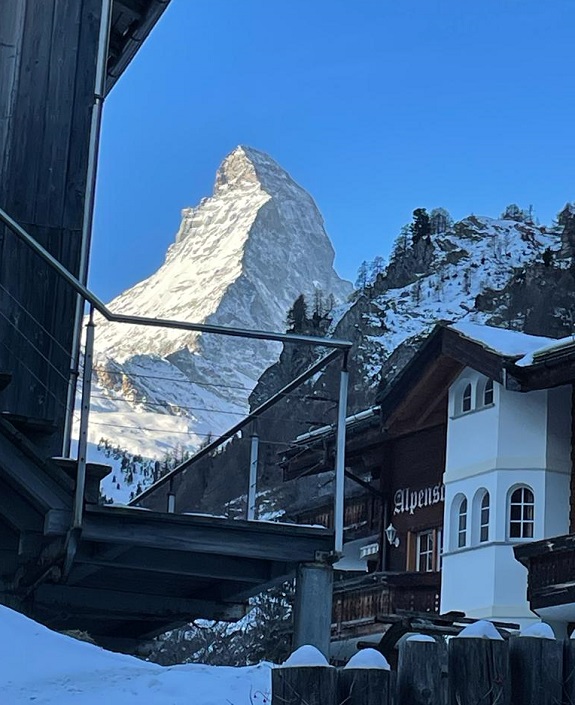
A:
[[92, 0, 575, 301]]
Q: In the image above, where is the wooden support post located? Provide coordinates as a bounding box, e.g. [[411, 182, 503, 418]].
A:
[[293, 561, 333, 659], [509, 636, 562, 705], [563, 639, 575, 705], [397, 638, 442, 705], [448, 638, 510, 705], [339, 665, 392, 705], [272, 665, 337, 705]]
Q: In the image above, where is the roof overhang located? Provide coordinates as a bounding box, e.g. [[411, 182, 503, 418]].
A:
[[106, 0, 172, 94]]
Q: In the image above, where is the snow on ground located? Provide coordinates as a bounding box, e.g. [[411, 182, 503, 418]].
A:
[[0, 605, 272, 705]]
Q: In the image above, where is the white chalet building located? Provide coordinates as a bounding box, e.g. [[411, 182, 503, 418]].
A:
[[376, 322, 575, 634]]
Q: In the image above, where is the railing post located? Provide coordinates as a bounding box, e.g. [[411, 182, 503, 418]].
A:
[[62, 0, 113, 458], [334, 352, 349, 555], [73, 305, 95, 529], [247, 431, 259, 520]]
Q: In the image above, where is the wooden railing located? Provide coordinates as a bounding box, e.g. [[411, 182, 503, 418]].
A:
[[331, 572, 441, 637], [297, 495, 381, 539]]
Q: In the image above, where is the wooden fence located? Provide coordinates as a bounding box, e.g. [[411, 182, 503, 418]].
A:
[[272, 635, 573, 705]]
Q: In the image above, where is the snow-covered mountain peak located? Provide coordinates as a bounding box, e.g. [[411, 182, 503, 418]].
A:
[[85, 147, 352, 476]]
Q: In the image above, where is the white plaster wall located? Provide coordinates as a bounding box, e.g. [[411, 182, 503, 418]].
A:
[[441, 372, 572, 625], [445, 370, 500, 480], [497, 387, 548, 470]]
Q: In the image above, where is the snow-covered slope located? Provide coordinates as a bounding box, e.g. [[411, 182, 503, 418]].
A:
[[0, 605, 271, 705], [85, 146, 351, 490], [339, 215, 559, 387]]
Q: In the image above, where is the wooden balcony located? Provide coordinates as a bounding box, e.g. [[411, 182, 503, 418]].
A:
[[296, 494, 381, 542], [515, 533, 575, 615], [331, 571, 441, 639]]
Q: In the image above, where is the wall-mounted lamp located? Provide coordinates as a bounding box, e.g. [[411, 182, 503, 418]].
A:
[[385, 523, 400, 548]]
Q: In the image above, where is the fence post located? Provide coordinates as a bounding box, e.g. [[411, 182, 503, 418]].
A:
[[509, 632, 562, 705], [272, 646, 337, 705], [339, 649, 393, 705], [397, 636, 442, 705], [448, 623, 510, 705], [563, 638, 575, 704]]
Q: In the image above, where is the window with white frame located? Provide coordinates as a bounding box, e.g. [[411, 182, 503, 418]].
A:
[[509, 486, 534, 539], [483, 379, 494, 406], [458, 497, 468, 548], [416, 530, 435, 572], [462, 383, 472, 413], [407, 528, 442, 572], [479, 491, 490, 543]]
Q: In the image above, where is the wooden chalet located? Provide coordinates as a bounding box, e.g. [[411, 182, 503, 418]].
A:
[[282, 321, 575, 651]]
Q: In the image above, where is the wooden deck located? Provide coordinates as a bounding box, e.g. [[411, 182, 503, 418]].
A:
[[0, 413, 333, 648]]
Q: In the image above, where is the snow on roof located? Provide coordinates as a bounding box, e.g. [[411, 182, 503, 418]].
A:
[[0, 605, 271, 705], [515, 335, 575, 367], [450, 322, 556, 361]]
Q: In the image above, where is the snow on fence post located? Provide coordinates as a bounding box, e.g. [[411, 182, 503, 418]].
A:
[[448, 621, 510, 705], [338, 649, 393, 705], [272, 645, 337, 705], [509, 624, 562, 705], [397, 635, 442, 705]]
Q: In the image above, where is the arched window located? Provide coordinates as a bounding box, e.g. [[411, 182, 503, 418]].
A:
[[462, 384, 472, 413], [509, 487, 535, 539], [458, 497, 468, 548], [483, 379, 494, 406], [480, 492, 490, 543]]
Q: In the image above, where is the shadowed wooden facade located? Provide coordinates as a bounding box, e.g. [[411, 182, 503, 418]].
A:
[[0, 0, 170, 455]]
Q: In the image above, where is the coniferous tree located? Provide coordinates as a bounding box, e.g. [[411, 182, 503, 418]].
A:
[[542, 247, 554, 267], [354, 261, 370, 290], [370, 256, 386, 282], [429, 208, 453, 234], [410, 208, 431, 244], [286, 294, 308, 333], [501, 204, 525, 221]]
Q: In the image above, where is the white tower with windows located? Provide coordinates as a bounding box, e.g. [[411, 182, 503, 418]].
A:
[[440, 368, 572, 627]]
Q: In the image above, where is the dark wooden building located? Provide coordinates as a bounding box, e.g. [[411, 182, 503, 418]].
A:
[[282, 376, 448, 654], [0, 0, 171, 456]]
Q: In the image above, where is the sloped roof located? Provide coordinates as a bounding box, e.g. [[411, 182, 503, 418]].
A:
[[106, 0, 172, 94]]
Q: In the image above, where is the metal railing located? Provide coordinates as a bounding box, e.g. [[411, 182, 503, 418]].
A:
[[0, 206, 353, 553]]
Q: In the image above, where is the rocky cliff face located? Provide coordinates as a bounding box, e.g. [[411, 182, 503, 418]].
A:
[[86, 146, 351, 496]]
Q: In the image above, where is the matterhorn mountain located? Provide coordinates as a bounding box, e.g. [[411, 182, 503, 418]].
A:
[[87, 146, 352, 488]]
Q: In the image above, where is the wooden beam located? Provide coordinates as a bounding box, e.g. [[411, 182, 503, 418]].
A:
[[82, 506, 333, 563], [71, 546, 273, 585], [34, 584, 245, 622], [0, 478, 44, 532]]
